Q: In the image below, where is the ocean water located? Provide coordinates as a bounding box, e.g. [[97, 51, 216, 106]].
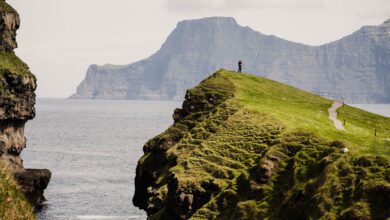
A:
[[22, 99, 181, 220], [21, 99, 389, 220], [351, 104, 390, 117]]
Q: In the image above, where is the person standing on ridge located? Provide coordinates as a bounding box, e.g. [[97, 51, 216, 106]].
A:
[[238, 60, 243, 73]]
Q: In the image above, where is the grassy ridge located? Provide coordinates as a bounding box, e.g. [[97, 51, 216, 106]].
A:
[[136, 69, 390, 219], [0, 162, 35, 220]]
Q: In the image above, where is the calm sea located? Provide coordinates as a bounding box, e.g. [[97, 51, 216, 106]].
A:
[[22, 99, 389, 220], [23, 99, 181, 220]]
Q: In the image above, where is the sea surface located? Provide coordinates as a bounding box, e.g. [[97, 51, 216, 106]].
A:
[[351, 104, 390, 117], [22, 99, 389, 220], [23, 99, 181, 220]]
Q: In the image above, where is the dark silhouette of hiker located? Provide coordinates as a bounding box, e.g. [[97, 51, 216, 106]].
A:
[[238, 60, 243, 73]]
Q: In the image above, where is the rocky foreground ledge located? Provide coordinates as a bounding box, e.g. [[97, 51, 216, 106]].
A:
[[133, 69, 390, 219], [0, 0, 51, 214]]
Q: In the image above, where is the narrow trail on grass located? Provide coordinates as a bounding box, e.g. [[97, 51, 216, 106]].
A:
[[328, 101, 345, 130]]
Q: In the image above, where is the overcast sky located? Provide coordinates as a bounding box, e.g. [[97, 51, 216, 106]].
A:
[[7, 0, 390, 98]]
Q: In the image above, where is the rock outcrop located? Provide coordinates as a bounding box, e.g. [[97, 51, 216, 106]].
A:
[[0, 0, 19, 52], [72, 17, 390, 103], [133, 70, 390, 219], [0, 0, 51, 208]]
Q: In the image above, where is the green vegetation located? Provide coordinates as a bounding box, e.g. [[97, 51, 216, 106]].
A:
[[0, 162, 35, 220], [229, 71, 390, 156], [135, 69, 390, 219], [338, 105, 390, 155]]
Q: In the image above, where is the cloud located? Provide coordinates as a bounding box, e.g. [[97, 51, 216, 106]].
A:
[[165, 0, 325, 14]]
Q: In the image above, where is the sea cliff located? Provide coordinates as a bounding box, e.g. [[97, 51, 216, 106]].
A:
[[0, 0, 51, 217], [133, 69, 390, 219]]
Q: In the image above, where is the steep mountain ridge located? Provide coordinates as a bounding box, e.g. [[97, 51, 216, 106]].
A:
[[133, 69, 390, 219], [72, 17, 390, 103]]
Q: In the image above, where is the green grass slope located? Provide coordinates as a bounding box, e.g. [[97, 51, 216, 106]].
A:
[[230, 72, 390, 156], [0, 162, 35, 220], [134, 69, 390, 220]]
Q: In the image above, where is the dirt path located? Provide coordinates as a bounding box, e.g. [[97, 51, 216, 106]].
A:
[[328, 101, 345, 130]]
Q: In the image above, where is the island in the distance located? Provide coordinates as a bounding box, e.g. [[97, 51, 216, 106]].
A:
[[72, 17, 390, 103], [133, 69, 390, 219]]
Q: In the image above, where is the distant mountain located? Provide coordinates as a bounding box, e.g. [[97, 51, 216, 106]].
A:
[[71, 17, 390, 103]]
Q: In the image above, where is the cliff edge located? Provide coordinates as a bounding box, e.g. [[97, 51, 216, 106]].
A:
[[133, 69, 390, 219], [0, 0, 51, 216]]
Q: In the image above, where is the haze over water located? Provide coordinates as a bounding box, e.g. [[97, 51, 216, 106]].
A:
[[22, 99, 389, 219]]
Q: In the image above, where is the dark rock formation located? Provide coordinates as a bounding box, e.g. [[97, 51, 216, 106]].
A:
[[0, 0, 51, 208], [14, 169, 52, 206], [72, 17, 390, 103]]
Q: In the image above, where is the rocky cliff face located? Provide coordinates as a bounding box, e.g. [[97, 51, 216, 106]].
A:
[[0, 0, 51, 208], [72, 17, 390, 103], [0, 0, 19, 52]]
